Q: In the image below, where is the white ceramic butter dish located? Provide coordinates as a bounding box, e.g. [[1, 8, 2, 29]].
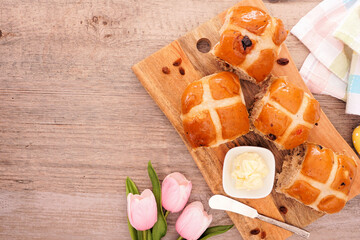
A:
[[222, 146, 275, 199]]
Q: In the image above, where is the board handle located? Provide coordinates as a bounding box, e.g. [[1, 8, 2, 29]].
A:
[[257, 214, 310, 239]]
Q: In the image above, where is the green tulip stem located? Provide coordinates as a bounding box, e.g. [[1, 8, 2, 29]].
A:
[[176, 236, 183, 240], [142, 230, 147, 240], [164, 210, 169, 219]]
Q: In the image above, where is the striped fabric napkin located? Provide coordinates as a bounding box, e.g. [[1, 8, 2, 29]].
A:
[[291, 0, 360, 115], [334, 2, 360, 115]]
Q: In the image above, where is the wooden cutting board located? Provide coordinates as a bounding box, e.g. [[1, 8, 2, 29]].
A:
[[132, 0, 360, 239]]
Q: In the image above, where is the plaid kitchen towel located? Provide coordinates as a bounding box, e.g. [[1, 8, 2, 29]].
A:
[[291, 0, 360, 115], [334, 1, 360, 115], [334, 1, 360, 54], [345, 53, 360, 115], [299, 53, 348, 100]]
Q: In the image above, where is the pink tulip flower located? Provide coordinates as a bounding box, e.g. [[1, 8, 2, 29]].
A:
[[161, 172, 192, 213], [176, 201, 212, 240], [127, 189, 157, 231]]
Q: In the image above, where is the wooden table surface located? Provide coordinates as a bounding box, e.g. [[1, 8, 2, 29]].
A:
[[1, 0, 359, 239]]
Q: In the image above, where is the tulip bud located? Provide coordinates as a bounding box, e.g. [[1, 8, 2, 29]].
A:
[[127, 189, 157, 231], [176, 201, 212, 240], [161, 172, 192, 213]]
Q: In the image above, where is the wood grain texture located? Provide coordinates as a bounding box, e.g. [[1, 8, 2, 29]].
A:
[[132, 0, 360, 239], [0, 0, 360, 240]]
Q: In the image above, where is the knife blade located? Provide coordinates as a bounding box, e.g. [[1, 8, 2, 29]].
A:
[[209, 194, 258, 218]]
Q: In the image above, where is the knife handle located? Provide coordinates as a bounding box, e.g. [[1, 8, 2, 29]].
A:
[[257, 214, 310, 239]]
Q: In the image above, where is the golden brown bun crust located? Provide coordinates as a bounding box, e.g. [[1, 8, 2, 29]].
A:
[[181, 81, 203, 115], [277, 143, 358, 214], [317, 195, 346, 214], [181, 72, 249, 148], [182, 110, 216, 148], [286, 180, 321, 205]]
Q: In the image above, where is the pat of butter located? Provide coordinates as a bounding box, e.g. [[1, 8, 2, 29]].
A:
[[231, 152, 268, 191]]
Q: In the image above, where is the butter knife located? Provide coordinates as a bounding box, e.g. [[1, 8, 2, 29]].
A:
[[209, 195, 310, 239]]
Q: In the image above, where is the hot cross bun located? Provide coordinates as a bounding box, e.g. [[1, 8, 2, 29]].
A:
[[181, 72, 249, 148], [277, 143, 357, 214], [250, 77, 321, 150], [212, 5, 288, 84]]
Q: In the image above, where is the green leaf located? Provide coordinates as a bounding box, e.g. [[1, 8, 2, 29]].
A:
[[127, 219, 138, 240], [199, 225, 234, 240], [147, 229, 152, 240], [137, 231, 143, 240], [126, 177, 140, 240], [126, 177, 140, 195], [148, 161, 167, 240]]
